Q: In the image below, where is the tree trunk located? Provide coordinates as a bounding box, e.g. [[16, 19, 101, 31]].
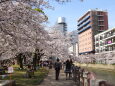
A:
[[17, 53, 23, 69], [33, 53, 37, 70]]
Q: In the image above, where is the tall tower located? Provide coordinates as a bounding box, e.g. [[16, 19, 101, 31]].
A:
[[56, 17, 67, 36], [77, 9, 108, 55]]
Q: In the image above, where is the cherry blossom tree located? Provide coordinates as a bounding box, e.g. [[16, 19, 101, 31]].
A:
[[77, 52, 115, 64], [48, 26, 71, 60], [0, 0, 50, 62], [0, 0, 83, 66]]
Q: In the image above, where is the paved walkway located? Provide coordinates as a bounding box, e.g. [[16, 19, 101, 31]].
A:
[[38, 69, 76, 86]]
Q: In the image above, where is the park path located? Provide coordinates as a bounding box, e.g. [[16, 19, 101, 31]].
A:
[[38, 69, 76, 86]]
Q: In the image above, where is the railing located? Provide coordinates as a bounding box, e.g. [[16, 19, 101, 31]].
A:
[[72, 65, 115, 86], [78, 26, 91, 34], [78, 21, 91, 30], [72, 66, 81, 86], [78, 16, 90, 26]]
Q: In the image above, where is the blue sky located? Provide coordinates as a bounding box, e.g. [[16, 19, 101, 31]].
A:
[[44, 0, 115, 32]]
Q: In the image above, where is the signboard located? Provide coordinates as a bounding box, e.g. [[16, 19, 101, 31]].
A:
[[8, 66, 14, 73]]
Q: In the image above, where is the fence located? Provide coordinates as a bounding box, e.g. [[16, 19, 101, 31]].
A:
[[72, 65, 115, 86]]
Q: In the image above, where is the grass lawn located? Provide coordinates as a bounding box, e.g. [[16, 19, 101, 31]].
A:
[[0, 66, 49, 86], [82, 67, 115, 85]]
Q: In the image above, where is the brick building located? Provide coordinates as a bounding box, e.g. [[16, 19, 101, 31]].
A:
[[77, 9, 108, 54]]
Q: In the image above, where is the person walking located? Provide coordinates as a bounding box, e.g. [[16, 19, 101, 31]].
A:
[[54, 58, 62, 80], [64, 59, 72, 80]]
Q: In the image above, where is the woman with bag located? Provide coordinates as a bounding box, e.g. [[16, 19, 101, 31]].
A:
[[64, 59, 72, 80]]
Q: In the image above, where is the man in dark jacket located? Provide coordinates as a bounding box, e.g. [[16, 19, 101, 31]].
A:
[[54, 58, 62, 80]]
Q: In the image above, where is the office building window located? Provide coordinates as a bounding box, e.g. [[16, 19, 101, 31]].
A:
[[100, 36, 103, 40], [97, 12, 103, 15], [99, 21, 104, 25], [95, 37, 99, 41], [98, 16, 104, 20], [96, 43, 99, 47]]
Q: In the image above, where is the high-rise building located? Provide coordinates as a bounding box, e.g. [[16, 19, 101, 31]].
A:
[[77, 9, 108, 54], [55, 17, 67, 36]]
